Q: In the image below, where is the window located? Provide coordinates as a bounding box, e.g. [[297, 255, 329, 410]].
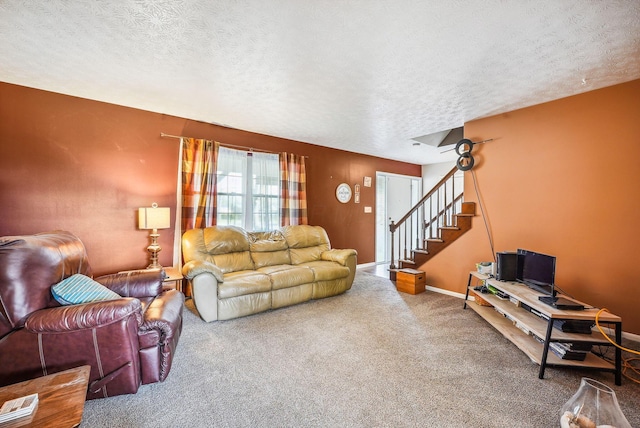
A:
[[216, 146, 280, 231]]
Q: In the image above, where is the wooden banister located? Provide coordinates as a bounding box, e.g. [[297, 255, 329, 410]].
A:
[[388, 165, 466, 273], [390, 166, 458, 233]]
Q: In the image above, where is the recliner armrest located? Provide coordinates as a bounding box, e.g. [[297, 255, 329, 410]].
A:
[[95, 270, 164, 298], [182, 259, 224, 282], [321, 249, 358, 266], [25, 298, 142, 333], [139, 290, 184, 345]]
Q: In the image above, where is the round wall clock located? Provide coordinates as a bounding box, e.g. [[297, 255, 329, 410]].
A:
[[336, 183, 352, 203]]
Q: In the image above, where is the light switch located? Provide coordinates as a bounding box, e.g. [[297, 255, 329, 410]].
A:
[[364, 206, 372, 213]]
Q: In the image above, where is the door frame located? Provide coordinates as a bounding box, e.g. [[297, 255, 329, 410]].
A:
[[375, 171, 422, 264]]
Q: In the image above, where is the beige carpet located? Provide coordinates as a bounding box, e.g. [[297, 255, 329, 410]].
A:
[[82, 271, 640, 427]]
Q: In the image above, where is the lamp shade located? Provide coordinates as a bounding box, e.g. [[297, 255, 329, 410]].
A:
[[138, 205, 170, 230]]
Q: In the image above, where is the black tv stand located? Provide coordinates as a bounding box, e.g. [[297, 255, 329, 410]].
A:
[[538, 295, 584, 311]]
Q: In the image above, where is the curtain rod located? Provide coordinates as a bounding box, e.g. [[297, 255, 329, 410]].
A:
[[160, 132, 308, 157]]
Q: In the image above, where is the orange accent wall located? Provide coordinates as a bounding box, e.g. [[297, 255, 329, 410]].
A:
[[0, 82, 420, 275], [423, 79, 640, 334]]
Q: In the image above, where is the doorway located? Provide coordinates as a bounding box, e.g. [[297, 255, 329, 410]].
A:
[[375, 172, 422, 264]]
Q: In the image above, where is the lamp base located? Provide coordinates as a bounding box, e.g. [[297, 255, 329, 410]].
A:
[[146, 231, 163, 270]]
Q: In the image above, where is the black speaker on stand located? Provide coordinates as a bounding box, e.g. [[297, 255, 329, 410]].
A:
[[496, 252, 519, 281]]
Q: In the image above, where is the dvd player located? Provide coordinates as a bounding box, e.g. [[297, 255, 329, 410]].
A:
[[538, 295, 584, 310]]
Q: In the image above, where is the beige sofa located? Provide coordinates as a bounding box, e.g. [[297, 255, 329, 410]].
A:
[[181, 225, 357, 322]]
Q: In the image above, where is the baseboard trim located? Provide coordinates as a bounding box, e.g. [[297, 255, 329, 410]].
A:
[[356, 262, 378, 269], [621, 331, 640, 342], [425, 285, 467, 300]]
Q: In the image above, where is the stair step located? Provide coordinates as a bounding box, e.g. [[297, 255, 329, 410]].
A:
[[460, 202, 476, 215], [391, 201, 475, 271]]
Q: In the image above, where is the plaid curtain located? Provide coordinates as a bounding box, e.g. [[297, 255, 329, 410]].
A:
[[280, 152, 308, 226], [181, 138, 218, 233]]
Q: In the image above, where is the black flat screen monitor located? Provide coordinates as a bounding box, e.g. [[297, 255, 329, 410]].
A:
[[516, 249, 556, 297]]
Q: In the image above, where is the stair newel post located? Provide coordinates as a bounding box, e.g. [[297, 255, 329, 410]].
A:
[[389, 219, 396, 270]]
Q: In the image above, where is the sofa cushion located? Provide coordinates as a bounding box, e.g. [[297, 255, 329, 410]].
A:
[[212, 252, 254, 274], [51, 274, 121, 305], [272, 284, 313, 309], [257, 265, 315, 290], [249, 231, 288, 251], [203, 226, 251, 254], [249, 231, 291, 268], [218, 271, 272, 299], [281, 225, 330, 248], [182, 226, 254, 273], [289, 246, 327, 265], [251, 250, 291, 269], [282, 225, 331, 264], [298, 261, 350, 281]]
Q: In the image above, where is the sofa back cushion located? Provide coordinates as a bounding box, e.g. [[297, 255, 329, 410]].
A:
[[249, 231, 291, 268], [182, 226, 254, 274], [281, 225, 331, 265]]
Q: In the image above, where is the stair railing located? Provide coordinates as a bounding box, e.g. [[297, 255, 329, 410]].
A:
[[389, 166, 463, 269]]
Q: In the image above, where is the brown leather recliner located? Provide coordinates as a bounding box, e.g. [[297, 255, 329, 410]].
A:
[[0, 231, 184, 399]]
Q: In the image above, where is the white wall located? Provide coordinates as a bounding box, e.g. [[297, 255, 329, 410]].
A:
[[422, 161, 456, 192]]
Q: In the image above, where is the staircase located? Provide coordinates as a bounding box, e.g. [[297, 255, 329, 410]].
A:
[[388, 166, 475, 280]]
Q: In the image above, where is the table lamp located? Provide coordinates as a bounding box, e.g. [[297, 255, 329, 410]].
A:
[[138, 203, 170, 269]]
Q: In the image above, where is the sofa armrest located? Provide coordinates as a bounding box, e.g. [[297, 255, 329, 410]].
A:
[[182, 259, 224, 282], [321, 249, 358, 266], [139, 290, 184, 345], [95, 270, 164, 298], [24, 298, 142, 333]]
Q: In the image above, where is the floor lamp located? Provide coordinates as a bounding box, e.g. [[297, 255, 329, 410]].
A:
[[138, 203, 171, 269]]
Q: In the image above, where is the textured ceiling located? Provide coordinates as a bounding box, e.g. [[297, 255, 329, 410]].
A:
[[1, 1, 639, 165]]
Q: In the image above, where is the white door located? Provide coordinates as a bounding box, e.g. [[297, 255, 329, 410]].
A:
[[375, 172, 421, 263]]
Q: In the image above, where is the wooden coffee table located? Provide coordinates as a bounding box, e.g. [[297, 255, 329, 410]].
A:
[[0, 365, 90, 427]]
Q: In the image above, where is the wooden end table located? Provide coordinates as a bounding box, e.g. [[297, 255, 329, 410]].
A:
[[0, 365, 90, 427], [162, 266, 184, 293]]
